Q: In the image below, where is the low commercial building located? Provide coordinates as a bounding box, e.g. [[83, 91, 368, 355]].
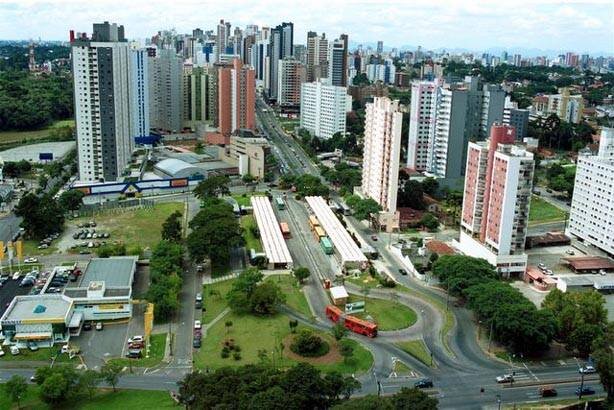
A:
[[330, 286, 349, 306], [154, 158, 206, 179], [557, 274, 614, 293], [561, 256, 614, 274], [63, 256, 137, 321], [219, 131, 272, 178], [0, 295, 76, 348]]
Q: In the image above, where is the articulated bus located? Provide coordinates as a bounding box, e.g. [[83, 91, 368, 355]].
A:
[[325, 305, 378, 338]]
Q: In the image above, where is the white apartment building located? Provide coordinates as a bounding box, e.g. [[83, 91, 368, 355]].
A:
[[71, 22, 134, 182], [407, 80, 438, 171], [300, 81, 351, 140], [361, 97, 403, 214], [458, 124, 534, 276], [148, 49, 184, 133], [566, 128, 614, 256], [129, 47, 149, 140]]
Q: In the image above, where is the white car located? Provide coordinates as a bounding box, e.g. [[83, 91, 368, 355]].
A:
[[579, 365, 596, 374], [194, 320, 202, 330], [496, 374, 514, 383], [10, 346, 20, 355], [0, 347, 4, 357], [128, 335, 144, 344], [12, 271, 21, 280], [24, 257, 38, 263]]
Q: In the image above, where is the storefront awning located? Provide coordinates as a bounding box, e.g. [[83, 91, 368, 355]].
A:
[[14, 332, 53, 340]]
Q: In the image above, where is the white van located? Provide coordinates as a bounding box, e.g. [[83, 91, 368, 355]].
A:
[[10, 346, 20, 355]]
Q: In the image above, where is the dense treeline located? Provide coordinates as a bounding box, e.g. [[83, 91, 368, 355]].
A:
[[177, 362, 437, 409], [433, 255, 557, 354], [0, 70, 73, 130], [146, 240, 184, 320], [528, 114, 595, 152], [0, 43, 70, 71]]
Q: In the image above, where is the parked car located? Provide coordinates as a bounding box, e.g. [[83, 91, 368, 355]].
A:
[[371, 235, 378, 241], [27, 342, 39, 351], [193, 338, 202, 348], [414, 378, 433, 389], [496, 374, 514, 383], [194, 320, 202, 330], [0, 347, 4, 357], [128, 335, 144, 344], [195, 293, 203, 302], [83, 322, 92, 331], [398, 268, 408, 276], [579, 365, 596, 374], [126, 349, 142, 359], [575, 386, 595, 396], [12, 271, 21, 280], [538, 263, 547, 270], [24, 257, 38, 263], [565, 249, 575, 255], [10, 346, 20, 355], [95, 322, 104, 331]]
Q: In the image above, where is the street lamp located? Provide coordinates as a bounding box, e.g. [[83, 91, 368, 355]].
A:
[[496, 394, 501, 410]]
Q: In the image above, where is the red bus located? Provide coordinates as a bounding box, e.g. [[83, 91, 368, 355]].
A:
[[280, 222, 291, 239], [325, 305, 378, 338]]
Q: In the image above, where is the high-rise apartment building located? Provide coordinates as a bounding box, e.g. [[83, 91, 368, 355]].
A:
[[277, 56, 305, 110], [293, 44, 306, 64], [361, 97, 403, 214], [218, 58, 255, 135], [182, 66, 216, 129], [328, 37, 347, 87], [566, 128, 614, 256], [503, 98, 529, 139], [71, 22, 134, 182], [459, 124, 534, 276], [306, 31, 328, 82], [300, 81, 351, 140], [216, 19, 228, 63], [376, 41, 383, 54], [129, 47, 150, 142], [407, 77, 505, 180], [148, 49, 183, 133], [268, 22, 293, 102]]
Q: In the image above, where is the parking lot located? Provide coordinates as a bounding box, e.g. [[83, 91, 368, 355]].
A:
[[526, 244, 577, 274], [0, 276, 31, 317]]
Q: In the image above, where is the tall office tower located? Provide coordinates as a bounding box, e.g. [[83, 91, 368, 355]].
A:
[[268, 22, 294, 102], [293, 44, 306, 64], [328, 38, 346, 86], [376, 40, 383, 54], [242, 34, 256, 65], [501, 51, 508, 63], [192, 28, 204, 40], [277, 56, 306, 110], [478, 83, 506, 138], [300, 81, 351, 140], [513, 53, 522, 66], [339, 34, 349, 86], [406, 80, 439, 171], [306, 31, 328, 82], [232, 27, 243, 57], [459, 124, 534, 276], [245, 24, 258, 36], [183, 66, 216, 129], [503, 98, 529, 139], [218, 58, 255, 135], [129, 48, 150, 141], [361, 97, 403, 214], [254, 38, 269, 81], [71, 22, 134, 182], [216, 19, 228, 63], [566, 128, 614, 256], [148, 49, 183, 133]]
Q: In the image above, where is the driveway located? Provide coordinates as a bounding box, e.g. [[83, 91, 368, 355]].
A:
[[73, 322, 130, 370]]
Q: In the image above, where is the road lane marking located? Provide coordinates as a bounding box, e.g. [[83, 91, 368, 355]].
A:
[[524, 363, 540, 381]]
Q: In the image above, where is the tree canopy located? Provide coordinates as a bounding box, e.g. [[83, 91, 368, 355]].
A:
[[15, 193, 65, 238]]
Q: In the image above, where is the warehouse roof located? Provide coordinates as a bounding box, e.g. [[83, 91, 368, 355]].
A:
[[154, 158, 204, 178], [250, 196, 293, 266], [81, 256, 137, 288], [305, 196, 367, 266]]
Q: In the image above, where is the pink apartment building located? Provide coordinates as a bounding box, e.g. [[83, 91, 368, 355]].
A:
[[218, 58, 256, 135], [458, 124, 534, 277]]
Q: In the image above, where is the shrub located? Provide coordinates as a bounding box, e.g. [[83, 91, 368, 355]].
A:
[[290, 330, 330, 357], [221, 350, 230, 359], [233, 352, 241, 361]]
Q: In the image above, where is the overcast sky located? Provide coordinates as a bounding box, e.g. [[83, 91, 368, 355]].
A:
[[0, 0, 612, 54]]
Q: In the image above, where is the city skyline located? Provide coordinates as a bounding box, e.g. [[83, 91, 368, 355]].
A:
[[0, 0, 612, 54]]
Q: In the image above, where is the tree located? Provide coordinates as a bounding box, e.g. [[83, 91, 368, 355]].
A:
[[101, 362, 123, 392], [35, 366, 79, 404], [161, 210, 183, 242], [289, 319, 298, 333], [332, 323, 348, 341], [352, 198, 382, 221], [333, 395, 394, 409], [15, 193, 65, 238], [4, 375, 27, 409], [398, 180, 425, 209], [324, 372, 360, 403], [567, 323, 603, 357], [432, 255, 498, 296], [421, 177, 439, 197], [291, 329, 329, 357], [390, 387, 439, 409], [225, 320, 233, 335], [250, 282, 285, 315], [77, 369, 101, 400], [592, 322, 614, 402], [242, 174, 256, 184], [419, 213, 439, 231], [339, 341, 354, 364], [292, 266, 311, 284], [193, 175, 230, 200]]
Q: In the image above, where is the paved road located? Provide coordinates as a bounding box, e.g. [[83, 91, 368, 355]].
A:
[[0, 213, 21, 243], [533, 187, 571, 212]]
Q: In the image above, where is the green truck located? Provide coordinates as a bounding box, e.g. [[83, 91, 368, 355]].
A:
[[320, 237, 334, 255]]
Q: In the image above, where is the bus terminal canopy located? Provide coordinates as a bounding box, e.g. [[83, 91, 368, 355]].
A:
[[305, 196, 367, 267], [250, 196, 293, 268]]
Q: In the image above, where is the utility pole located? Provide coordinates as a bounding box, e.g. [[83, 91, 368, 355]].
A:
[[578, 371, 585, 399]]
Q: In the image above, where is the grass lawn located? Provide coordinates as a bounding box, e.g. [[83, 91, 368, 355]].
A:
[[505, 397, 606, 409], [396, 339, 434, 368], [347, 295, 417, 331], [240, 215, 263, 252], [193, 311, 372, 374], [529, 196, 568, 224], [231, 192, 266, 207], [0, 346, 61, 362], [346, 273, 383, 289], [0, 263, 44, 275], [266, 275, 312, 318], [0, 120, 75, 145], [22, 241, 58, 257], [72, 202, 183, 250], [393, 360, 413, 375], [108, 333, 166, 368], [202, 280, 235, 323], [0, 386, 175, 410]]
